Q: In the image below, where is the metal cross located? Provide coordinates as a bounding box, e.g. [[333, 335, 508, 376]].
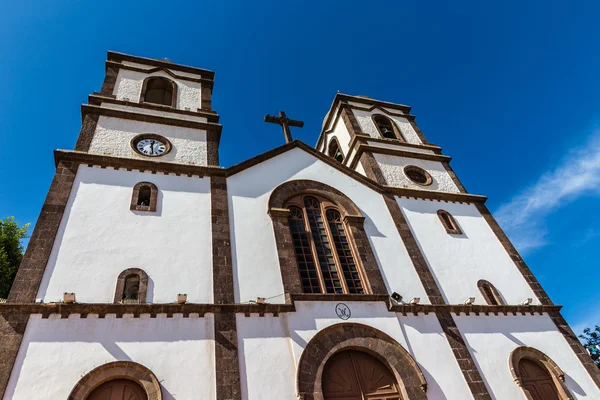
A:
[[264, 111, 304, 144]]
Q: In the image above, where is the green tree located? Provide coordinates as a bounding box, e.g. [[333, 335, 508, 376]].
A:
[[0, 217, 30, 298], [579, 325, 600, 368]]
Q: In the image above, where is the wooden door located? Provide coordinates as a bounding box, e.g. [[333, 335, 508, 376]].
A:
[[519, 359, 560, 400], [323, 351, 401, 400], [87, 379, 147, 400]]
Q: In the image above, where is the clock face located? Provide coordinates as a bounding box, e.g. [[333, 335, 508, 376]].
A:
[[134, 137, 168, 157]]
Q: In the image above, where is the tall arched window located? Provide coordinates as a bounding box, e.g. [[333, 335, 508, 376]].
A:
[[477, 279, 504, 305], [140, 76, 176, 107], [114, 268, 149, 303], [287, 195, 364, 294], [328, 138, 344, 163], [372, 114, 405, 141], [131, 182, 158, 212], [437, 210, 462, 234]]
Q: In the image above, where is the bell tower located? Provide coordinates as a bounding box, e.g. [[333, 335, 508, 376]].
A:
[[76, 51, 222, 166], [316, 93, 467, 196]]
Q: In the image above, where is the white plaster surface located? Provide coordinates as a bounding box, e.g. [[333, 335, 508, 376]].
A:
[[324, 117, 353, 160], [455, 314, 600, 399], [4, 314, 216, 400], [102, 103, 208, 123], [353, 109, 422, 144], [237, 302, 473, 399], [376, 154, 460, 192], [37, 166, 213, 303], [227, 147, 429, 305], [114, 69, 202, 111], [88, 116, 208, 166], [397, 198, 538, 305]]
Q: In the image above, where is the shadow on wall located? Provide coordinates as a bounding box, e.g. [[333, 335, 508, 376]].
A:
[[4, 316, 213, 400]]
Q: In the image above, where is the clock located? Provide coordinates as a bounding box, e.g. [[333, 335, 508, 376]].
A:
[[131, 134, 171, 157]]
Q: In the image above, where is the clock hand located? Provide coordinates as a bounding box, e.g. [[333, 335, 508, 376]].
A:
[[150, 140, 155, 153]]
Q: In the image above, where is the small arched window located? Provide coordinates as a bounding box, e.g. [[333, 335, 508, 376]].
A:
[[131, 182, 158, 212], [372, 114, 405, 141], [287, 195, 364, 294], [114, 268, 149, 303], [141, 76, 176, 107], [477, 280, 504, 305], [437, 210, 462, 234], [328, 138, 344, 163]]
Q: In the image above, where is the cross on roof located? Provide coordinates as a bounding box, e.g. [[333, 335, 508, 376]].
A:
[[264, 111, 304, 144]]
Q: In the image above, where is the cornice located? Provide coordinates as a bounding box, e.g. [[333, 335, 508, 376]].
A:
[[54, 150, 226, 177], [81, 104, 222, 133], [53, 141, 487, 204], [347, 135, 442, 155], [0, 302, 560, 318], [88, 94, 220, 123], [108, 51, 215, 80], [0, 303, 294, 318], [383, 186, 488, 203], [347, 144, 452, 170]]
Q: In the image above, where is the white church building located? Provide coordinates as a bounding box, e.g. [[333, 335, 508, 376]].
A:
[[1, 51, 599, 400]]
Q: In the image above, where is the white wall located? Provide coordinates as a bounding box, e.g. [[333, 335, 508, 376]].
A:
[[455, 314, 600, 399], [375, 154, 460, 192], [88, 116, 208, 166], [323, 116, 353, 160], [397, 198, 538, 305], [114, 69, 202, 111], [37, 166, 213, 304], [237, 301, 473, 400], [4, 314, 216, 400], [227, 147, 429, 305], [353, 109, 422, 145]]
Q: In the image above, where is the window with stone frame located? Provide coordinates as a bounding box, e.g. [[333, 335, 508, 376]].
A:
[[328, 138, 345, 163], [114, 268, 148, 304], [437, 210, 462, 234], [130, 182, 158, 212], [372, 114, 405, 141], [140, 76, 176, 107], [477, 280, 504, 305], [287, 195, 365, 294]]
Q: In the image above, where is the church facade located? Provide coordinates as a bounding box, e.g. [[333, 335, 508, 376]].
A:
[[1, 52, 599, 399]]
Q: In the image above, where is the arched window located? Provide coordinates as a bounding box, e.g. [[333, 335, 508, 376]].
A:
[[437, 210, 462, 234], [372, 114, 405, 141], [287, 195, 364, 294], [114, 268, 149, 303], [477, 280, 504, 305], [140, 76, 176, 107], [328, 138, 344, 163], [131, 182, 158, 212]]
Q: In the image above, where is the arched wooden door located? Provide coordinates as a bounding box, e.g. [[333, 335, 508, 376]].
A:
[[87, 379, 147, 400], [519, 359, 560, 400], [322, 350, 401, 400]]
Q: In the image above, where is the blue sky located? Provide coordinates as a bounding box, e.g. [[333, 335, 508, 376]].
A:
[[1, 1, 599, 332]]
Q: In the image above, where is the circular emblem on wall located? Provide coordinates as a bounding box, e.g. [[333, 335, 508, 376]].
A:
[[335, 303, 351, 320]]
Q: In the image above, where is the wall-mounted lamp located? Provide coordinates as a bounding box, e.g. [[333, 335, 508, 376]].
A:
[[391, 292, 403, 303], [177, 294, 187, 304], [464, 297, 475, 305], [409, 297, 420, 305], [63, 292, 76, 304], [522, 298, 533, 305]]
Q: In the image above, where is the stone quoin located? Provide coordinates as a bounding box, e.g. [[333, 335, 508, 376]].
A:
[[1, 51, 599, 400]]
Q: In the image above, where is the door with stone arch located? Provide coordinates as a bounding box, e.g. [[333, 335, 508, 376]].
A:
[[86, 379, 147, 400], [322, 350, 401, 400], [519, 359, 560, 400]]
